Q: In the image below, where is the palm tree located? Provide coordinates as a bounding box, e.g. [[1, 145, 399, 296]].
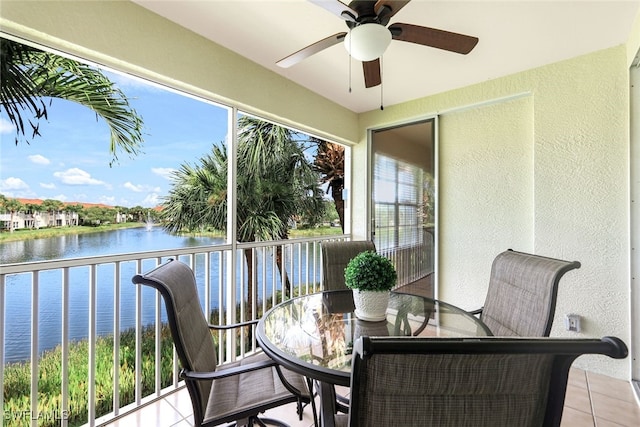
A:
[[41, 199, 63, 227], [65, 203, 84, 226], [313, 140, 346, 231], [0, 38, 143, 166], [161, 116, 325, 316], [24, 202, 43, 228], [129, 206, 146, 222], [1, 197, 24, 232]]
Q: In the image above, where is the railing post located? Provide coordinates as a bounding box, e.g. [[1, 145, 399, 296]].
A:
[[135, 259, 142, 405], [88, 264, 97, 426], [61, 267, 70, 427], [30, 272, 38, 427], [0, 274, 5, 423], [112, 262, 120, 418]]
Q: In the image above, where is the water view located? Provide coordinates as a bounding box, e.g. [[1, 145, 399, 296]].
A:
[[1, 226, 225, 362], [1, 226, 323, 363]]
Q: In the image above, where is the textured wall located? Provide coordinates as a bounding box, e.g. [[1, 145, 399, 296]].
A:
[[438, 96, 534, 306], [359, 46, 631, 379]]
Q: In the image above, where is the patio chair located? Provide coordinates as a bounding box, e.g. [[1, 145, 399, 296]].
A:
[[321, 240, 376, 291], [472, 249, 581, 336], [132, 259, 316, 427], [338, 335, 628, 427], [320, 240, 376, 412]]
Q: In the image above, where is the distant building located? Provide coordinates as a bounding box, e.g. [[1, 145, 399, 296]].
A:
[[0, 198, 119, 231]]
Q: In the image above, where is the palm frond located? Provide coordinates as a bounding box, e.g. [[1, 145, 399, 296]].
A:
[[0, 38, 144, 165]]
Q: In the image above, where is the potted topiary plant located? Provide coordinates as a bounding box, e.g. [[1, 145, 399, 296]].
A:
[[344, 250, 397, 321]]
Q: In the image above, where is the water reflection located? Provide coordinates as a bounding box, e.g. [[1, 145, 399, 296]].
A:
[[0, 226, 222, 264], [1, 227, 322, 362], [1, 227, 224, 362]]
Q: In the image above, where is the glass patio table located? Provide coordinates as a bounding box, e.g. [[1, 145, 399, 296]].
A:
[[256, 290, 493, 427]]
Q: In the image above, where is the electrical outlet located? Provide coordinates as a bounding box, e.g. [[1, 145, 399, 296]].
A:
[[564, 314, 581, 332]]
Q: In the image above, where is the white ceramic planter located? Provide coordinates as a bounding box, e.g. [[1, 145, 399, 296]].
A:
[[352, 290, 390, 321]]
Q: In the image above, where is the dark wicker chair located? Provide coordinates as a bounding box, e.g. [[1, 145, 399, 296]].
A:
[[339, 336, 628, 427], [472, 249, 581, 336], [132, 259, 316, 427]]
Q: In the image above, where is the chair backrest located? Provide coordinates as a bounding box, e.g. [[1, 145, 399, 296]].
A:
[[321, 240, 376, 291], [482, 249, 580, 336], [348, 336, 627, 427], [132, 259, 216, 424]]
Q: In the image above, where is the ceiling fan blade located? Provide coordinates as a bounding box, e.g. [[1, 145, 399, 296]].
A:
[[374, 0, 411, 24], [389, 23, 478, 54], [362, 59, 381, 88], [308, 0, 358, 22], [277, 32, 347, 68]]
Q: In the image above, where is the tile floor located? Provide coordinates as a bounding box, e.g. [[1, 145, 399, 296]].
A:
[[103, 368, 639, 427]]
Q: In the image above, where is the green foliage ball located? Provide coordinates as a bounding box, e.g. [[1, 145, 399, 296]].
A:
[[344, 250, 397, 292]]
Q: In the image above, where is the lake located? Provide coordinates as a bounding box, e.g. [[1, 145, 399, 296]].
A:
[[1, 226, 226, 362], [1, 226, 322, 363]]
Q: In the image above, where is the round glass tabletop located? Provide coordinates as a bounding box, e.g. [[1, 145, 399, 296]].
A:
[[257, 290, 492, 386]]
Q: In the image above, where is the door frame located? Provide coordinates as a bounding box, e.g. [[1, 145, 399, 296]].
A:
[[367, 115, 439, 295]]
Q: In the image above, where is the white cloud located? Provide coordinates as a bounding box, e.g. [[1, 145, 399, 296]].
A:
[[98, 195, 116, 205], [53, 194, 68, 202], [124, 182, 162, 193], [124, 182, 144, 192], [40, 182, 56, 189], [106, 71, 162, 93], [28, 154, 51, 165], [152, 167, 176, 180], [141, 193, 161, 207], [0, 177, 29, 191], [53, 168, 107, 186], [0, 117, 15, 134]]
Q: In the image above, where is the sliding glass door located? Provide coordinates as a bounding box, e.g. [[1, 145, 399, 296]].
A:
[[371, 119, 435, 295]]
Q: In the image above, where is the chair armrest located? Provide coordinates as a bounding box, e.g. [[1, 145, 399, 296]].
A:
[[208, 319, 259, 330], [468, 307, 483, 316], [181, 358, 277, 381]]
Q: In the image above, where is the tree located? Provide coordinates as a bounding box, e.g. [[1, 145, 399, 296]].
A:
[[161, 116, 325, 314], [25, 202, 44, 228], [129, 206, 146, 222], [80, 206, 115, 226], [41, 199, 64, 227], [313, 140, 346, 231], [0, 38, 143, 166], [64, 203, 84, 226], [0, 196, 24, 232]]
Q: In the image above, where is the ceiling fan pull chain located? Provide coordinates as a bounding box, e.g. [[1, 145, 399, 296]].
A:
[[348, 30, 352, 93], [380, 56, 384, 110]]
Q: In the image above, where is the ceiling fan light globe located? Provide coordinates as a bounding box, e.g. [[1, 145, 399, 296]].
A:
[[344, 23, 392, 62]]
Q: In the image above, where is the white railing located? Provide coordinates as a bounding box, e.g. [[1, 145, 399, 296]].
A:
[[0, 234, 431, 427]]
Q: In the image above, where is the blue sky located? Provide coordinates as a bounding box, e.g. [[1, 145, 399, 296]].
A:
[[0, 70, 230, 208]]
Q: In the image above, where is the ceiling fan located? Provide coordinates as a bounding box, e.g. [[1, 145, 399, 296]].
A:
[[277, 0, 479, 88]]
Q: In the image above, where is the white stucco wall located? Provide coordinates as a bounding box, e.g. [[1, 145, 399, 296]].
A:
[[438, 96, 535, 302], [358, 46, 631, 379]]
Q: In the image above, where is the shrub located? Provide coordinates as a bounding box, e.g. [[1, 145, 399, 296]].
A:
[[344, 250, 397, 292], [2, 324, 174, 427]]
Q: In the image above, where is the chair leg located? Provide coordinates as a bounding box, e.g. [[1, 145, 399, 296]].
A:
[[248, 416, 290, 427]]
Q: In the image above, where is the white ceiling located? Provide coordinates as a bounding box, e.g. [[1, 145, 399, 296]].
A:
[[133, 0, 640, 113]]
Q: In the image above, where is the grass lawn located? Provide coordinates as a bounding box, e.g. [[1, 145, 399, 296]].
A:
[[0, 223, 343, 243], [0, 222, 144, 243]]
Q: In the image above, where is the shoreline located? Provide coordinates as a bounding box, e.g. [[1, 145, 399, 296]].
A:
[[0, 222, 145, 243], [0, 222, 232, 243], [0, 224, 338, 243]]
